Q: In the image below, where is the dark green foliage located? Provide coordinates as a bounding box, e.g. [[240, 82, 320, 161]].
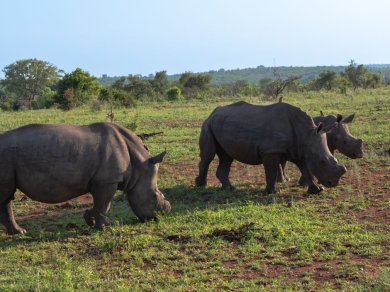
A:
[[55, 68, 100, 110], [58, 88, 77, 111], [111, 89, 136, 107], [364, 72, 382, 88], [124, 75, 156, 100], [111, 77, 126, 90], [342, 60, 369, 90], [32, 87, 56, 109], [341, 60, 383, 91], [310, 70, 338, 91], [98, 88, 113, 102], [166, 86, 183, 101], [99, 87, 136, 108], [180, 73, 212, 90], [1, 58, 59, 109], [152, 71, 169, 95], [178, 73, 212, 98]]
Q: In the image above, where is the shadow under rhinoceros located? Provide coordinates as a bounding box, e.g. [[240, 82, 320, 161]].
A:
[[0, 195, 144, 245], [161, 184, 307, 215], [1, 183, 308, 244]]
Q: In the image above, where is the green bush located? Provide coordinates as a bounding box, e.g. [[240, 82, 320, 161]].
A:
[[166, 86, 183, 101], [33, 87, 56, 109]]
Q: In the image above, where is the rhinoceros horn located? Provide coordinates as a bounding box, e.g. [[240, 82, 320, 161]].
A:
[[149, 151, 167, 164]]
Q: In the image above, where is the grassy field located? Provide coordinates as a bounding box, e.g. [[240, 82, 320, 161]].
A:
[[0, 89, 389, 290]]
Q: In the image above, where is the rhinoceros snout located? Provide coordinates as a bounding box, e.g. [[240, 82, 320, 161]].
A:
[[321, 165, 346, 188], [353, 139, 364, 158]]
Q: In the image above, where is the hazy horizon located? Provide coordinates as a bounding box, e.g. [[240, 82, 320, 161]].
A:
[[1, 0, 390, 78]]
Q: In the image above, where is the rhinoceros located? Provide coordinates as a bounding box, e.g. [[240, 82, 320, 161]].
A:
[[0, 122, 171, 235], [278, 112, 363, 186], [195, 101, 347, 194]]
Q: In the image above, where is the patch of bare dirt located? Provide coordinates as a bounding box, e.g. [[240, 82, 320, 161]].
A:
[[207, 222, 256, 243], [15, 194, 93, 222]]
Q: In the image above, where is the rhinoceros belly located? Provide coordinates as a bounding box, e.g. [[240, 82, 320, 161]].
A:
[[211, 118, 290, 165], [14, 145, 98, 203]]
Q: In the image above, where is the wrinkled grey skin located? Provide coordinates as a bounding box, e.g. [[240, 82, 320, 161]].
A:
[[278, 113, 363, 187], [195, 101, 347, 194], [0, 122, 171, 235]]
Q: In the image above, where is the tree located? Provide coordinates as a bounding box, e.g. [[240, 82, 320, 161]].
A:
[[124, 75, 156, 100], [56, 68, 100, 109], [342, 60, 368, 91], [364, 72, 382, 88], [311, 70, 338, 91], [98, 87, 136, 108], [152, 71, 169, 95], [1, 58, 59, 109], [260, 74, 300, 99], [181, 73, 212, 90], [111, 77, 126, 90]]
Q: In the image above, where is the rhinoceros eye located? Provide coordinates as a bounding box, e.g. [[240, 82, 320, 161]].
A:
[[343, 140, 347, 144]]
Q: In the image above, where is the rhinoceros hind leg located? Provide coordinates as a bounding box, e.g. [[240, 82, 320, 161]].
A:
[[0, 200, 27, 235], [195, 128, 216, 187], [89, 183, 117, 230], [216, 148, 234, 190]]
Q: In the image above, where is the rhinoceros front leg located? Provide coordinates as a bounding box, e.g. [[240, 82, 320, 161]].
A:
[[0, 200, 27, 235], [85, 183, 118, 230], [263, 154, 280, 194], [295, 162, 323, 194], [195, 129, 216, 187]]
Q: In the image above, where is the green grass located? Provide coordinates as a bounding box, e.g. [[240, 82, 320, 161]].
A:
[[0, 88, 389, 290]]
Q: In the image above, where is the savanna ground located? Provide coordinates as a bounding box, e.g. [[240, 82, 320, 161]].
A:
[[0, 89, 389, 290]]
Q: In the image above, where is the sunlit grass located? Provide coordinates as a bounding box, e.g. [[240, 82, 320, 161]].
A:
[[0, 88, 389, 290]]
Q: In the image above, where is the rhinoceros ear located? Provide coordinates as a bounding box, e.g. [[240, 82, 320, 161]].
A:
[[336, 114, 343, 123], [316, 122, 323, 134], [317, 122, 337, 134], [149, 151, 166, 164], [320, 110, 324, 117], [341, 113, 355, 124]]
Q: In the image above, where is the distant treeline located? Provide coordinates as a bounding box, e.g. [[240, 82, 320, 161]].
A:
[[0, 59, 389, 111], [98, 64, 390, 86]]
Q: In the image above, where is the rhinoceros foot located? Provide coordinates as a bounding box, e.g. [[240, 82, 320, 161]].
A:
[[265, 186, 279, 195], [307, 184, 324, 194], [298, 176, 307, 186], [195, 176, 206, 187], [83, 209, 95, 227], [7, 225, 27, 235], [221, 184, 235, 191]]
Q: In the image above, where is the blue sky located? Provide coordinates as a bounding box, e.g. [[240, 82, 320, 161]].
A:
[[1, 0, 389, 77]]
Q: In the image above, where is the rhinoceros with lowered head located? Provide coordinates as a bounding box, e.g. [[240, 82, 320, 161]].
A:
[[195, 101, 347, 194], [278, 112, 363, 186], [0, 122, 171, 235]]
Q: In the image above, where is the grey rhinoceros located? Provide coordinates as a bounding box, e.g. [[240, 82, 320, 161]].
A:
[[278, 112, 363, 187], [0, 122, 171, 235], [195, 101, 347, 194]]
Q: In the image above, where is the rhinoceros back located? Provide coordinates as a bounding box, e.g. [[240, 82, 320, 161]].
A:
[[0, 123, 133, 203], [206, 102, 313, 164]]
